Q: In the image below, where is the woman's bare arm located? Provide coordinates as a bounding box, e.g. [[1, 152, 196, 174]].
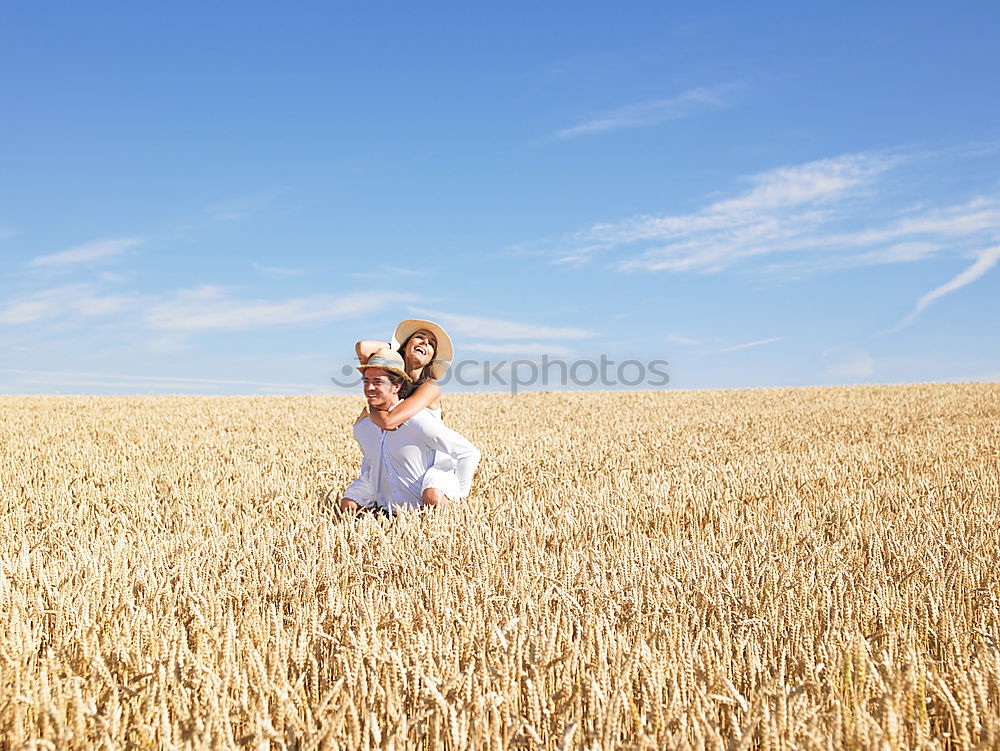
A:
[[356, 339, 390, 364], [369, 381, 442, 430]]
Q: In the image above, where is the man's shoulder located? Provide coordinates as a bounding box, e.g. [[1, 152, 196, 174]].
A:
[[393, 408, 437, 434]]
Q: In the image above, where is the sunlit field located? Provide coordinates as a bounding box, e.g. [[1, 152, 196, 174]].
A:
[[1, 384, 998, 749]]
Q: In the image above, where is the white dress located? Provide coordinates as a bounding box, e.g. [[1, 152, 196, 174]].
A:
[[419, 406, 465, 500]]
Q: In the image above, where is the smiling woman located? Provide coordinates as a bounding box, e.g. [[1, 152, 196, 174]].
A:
[[354, 318, 454, 430]]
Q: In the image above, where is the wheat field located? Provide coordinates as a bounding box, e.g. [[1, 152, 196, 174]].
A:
[[1, 384, 998, 750]]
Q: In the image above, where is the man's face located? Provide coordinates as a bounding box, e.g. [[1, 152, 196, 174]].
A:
[[362, 367, 401, 410]]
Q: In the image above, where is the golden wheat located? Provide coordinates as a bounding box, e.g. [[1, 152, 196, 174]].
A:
[[1, 384, 998, 749]]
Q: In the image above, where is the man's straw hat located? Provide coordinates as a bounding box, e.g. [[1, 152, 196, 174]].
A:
[[356, 348, 412, 382]]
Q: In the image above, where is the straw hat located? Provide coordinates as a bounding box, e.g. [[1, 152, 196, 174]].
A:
[[356, 348, 412, 382], [391, 319, 453, 379]]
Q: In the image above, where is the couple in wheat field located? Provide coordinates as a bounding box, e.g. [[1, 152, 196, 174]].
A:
[[338, 318, 481, 517]]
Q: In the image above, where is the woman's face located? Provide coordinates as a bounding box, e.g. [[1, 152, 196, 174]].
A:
[[402, 330, 437, 369]]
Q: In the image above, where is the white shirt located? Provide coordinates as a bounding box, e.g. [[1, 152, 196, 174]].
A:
[[344, 408, 481, 514]]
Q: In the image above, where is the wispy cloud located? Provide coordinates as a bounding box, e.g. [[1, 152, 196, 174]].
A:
[[412, 309, 596, 340], [893, 245, 1000, 330], [540, 151, 1000, 282], [555, 84, 738, 139], [0, 284, 134, 325], [617, 154, 896, 272], [546, 152, 894, 268], [665, 333, 709, 346], [0, 368, 321, 392], [147, 286, 410, 331], [463, 342, 576, 356], [383, 265, 428, 276], [714, 337, 783, 353], [28, 237, 142, 268], [666, 332, 779, 353]]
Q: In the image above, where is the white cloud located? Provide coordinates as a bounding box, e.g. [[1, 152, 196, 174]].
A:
[[894, 245, 1000, 330], [0, 368, 322, 392], [616, 154, 897, 272], [555, 84, 738, 139], [147, 286, 409, 331], [382, 265, 428, 277], [665, 333, 708, 346], [802, 197, 1000, 263], [539, 152, 1000, 279], [0, 285, 133, 325], [711, 154, 889, 214], [28, 237, 142, 267], [714, 337, 783, 353], [463, 342, 576, 356], [667, 333, 780, 353], [853, 242, 944, 264], [412, 309, 596, 340]]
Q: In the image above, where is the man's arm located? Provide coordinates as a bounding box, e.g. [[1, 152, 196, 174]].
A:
[[341, 454, 375, 512], [415, 418, 481, 499]]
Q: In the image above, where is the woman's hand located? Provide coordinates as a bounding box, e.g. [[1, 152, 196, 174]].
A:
[[356, 340, 391, 365], [354, 406, 370, 425]]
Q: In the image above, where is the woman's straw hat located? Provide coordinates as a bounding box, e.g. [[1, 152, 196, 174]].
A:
[[391, 319, 453, 378], [356, 348, 412, 382]]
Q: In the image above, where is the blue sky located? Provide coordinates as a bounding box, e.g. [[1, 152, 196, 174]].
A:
[[2, 2, 998, 394]]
